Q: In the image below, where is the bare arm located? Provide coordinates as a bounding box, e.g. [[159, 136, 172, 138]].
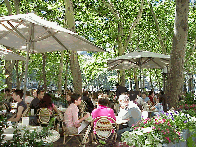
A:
[[8, 106, 24, 122], [53, 104, 63, 120]]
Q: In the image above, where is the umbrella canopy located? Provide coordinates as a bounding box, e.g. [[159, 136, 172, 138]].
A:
[[0, 13, 105, 99], [0, 47, 26, 61], [0, 13, 105, 53], [107, 50, 170, 70]]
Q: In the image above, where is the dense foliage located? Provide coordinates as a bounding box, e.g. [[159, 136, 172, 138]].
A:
[[0, 0, 196, 92]]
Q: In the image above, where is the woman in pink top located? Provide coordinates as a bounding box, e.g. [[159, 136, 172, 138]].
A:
[[64, 93, 90, 135], [91, 96, 116, 134]]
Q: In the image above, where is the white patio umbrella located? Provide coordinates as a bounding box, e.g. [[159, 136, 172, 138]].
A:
[[0, 13, 105, 98], [107, 50, 170, 90], [0, 47, 25, 61]]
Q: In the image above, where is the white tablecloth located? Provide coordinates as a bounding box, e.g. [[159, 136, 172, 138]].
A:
[[115, 116, 129, 124]]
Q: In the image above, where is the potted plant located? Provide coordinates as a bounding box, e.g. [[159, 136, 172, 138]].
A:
[[121, 111, 196, 147]]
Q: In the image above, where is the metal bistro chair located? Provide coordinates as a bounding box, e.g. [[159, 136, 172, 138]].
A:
[[91, 116, 118, 145], [62, 122, 91, 146], [52, 108, 64, 133], [37, 108, 55, 127], [78, 100, 87, 118]]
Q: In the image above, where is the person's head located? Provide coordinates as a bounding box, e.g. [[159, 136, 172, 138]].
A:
[[149, 91, 154, 97], [118, 94, 129, 108], [66, 92, 72, 102], [83, 91, 88, 97], [39, 93, 52, 108], [98, 96, 109, 107], [12, 89, 23, 101], [37, 88, 45, 100], [5, 88, 10, 94], [141, 92, 147, 99], [115, 83, 120, 88], [26, 91, 31, 97], [138, 91, 141, 96], [160, 91, 164, 95], [71, 93, 81, 105]]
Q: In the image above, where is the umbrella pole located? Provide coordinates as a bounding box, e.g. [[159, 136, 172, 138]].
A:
[[23, 42, 30, 101], [140, 65, 142, 92]]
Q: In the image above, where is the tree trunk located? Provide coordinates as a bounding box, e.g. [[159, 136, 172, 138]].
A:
[[58, 51, 64, 94], [64, 61, 68, 94], [4, 0, 12, 15], [149, 2, 166, 54], [42, 53, 47, 91], [64, 0, 82, 95], [19, 61, 25, 89], [166, 0, 189, 109], [134, 68, 139, 91], [119, 70, 125, 86], [15, 60, 20, 89], [4, 0, 13, 90], [5, 61, 12, 90], [149, 70, 154, 91], [13, 0, 20, 14], [69, 51, 82, 94], [143, 69, 145, 92]]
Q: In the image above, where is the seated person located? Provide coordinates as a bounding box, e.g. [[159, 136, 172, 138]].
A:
[[91, 95, 116, 133], [159, 91, 167, 112], [136, 92, 151, 106], [117, 94, 141, 137], [39, 93, 61, 116], [25, 91, 34, 105], [82, 91, 94, 113], [64, 93, 89, 135], [151, 97, 163, 110], [148, 91, 155, 105], [30, 88, 45, 114], [8, 90, 27, 122]]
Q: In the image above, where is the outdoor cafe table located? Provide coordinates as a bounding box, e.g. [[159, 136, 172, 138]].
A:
[[2, 124, 60, 143]]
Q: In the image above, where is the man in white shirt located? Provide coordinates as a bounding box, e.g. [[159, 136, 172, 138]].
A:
[[117, 94, 141, 139]]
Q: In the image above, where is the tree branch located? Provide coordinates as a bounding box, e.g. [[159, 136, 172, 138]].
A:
[[149, 2, 166, 54], [123, 0, 144, 52], [4, 0, 12, 15], [102, 0, 122, 28], [103, 0, 123, 41], [14, 0, 20, 15]]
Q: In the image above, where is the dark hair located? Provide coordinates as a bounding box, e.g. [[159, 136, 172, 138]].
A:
[[142, 92, 147, 96], [39, 93, 52, 108], [71, 93, 81, 103], [98, 97, 109, 106], [37, 87, 45, 95], [5, 88, 10, 93], [149, 91, 154, 96], [83, 91, 88, 97], [14, 89, 23, 99], [67, 92, 72, 97], [115, 83, 120, 86], [159, 97, 163, 103], [26, 91, 31, 96], [160, 91, 164, 95]]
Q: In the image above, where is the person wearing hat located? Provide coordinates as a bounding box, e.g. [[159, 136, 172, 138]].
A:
[[117, 94, 141, 140]]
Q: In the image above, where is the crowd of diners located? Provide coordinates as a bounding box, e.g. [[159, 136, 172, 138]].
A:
[[1, 83, 169, 141]]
